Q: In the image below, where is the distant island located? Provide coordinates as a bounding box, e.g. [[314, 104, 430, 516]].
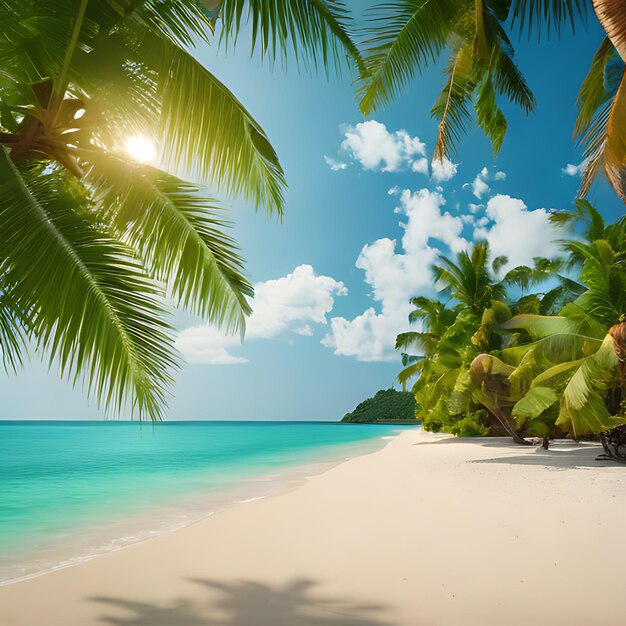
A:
[[341, 389, 418, 424]]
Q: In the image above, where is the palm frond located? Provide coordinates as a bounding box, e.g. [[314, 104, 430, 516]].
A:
[[130, 26, 286, 214], [0, 281, 28, 372], [395, 331, 439, 353], [509, 0, 588, 37], [217, 0, 364, 74], [133, 0, 215, 47], [557, 333, 623, 435], [432, 41, 475, 161], [84, 151, 253, 332], [397, 360, 423, 387], [0, 150, 177, 419], [574, 37, 614, 137], [358, 0, 461, 114], [512, 386, 558, 421], [490, 46, 536, 114], [500, 314, 577, 339], [577, 64, 626, 201], [475, 75, 507, 154]]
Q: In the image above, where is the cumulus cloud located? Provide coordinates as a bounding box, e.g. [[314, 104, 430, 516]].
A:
[[473, 195, 566, 275], [431, 157, 459, 183], [177, 265, 346, 364], [325, 120, 428, 174], [468, 167, 490, 199], [322, 189, 466, 361], [494, 170, 507, 181], [323, 189, 569, 362], [561, 159, 589, 177]]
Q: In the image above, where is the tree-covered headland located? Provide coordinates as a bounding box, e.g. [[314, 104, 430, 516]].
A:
[[341, 389, 417, 423]]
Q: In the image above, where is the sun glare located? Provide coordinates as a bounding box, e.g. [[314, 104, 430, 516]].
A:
[[125, 136, 157, 164]]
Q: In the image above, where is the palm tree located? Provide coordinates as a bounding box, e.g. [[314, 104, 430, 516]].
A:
[[358, 0, 626, 201], [397, 239, 579, 440], [0, 0, 361, 419], [468, 211, 626, 447], [395, 296, 460, 389]]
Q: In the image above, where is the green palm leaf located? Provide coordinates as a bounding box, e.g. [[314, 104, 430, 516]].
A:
[[0, 149, 177, 419], [557, 334, 623, 435], [509, 0, 588, 37], [84, 151, 253, 333], [358, 0, 461, 114], [218, 0, 364, 74], [475, 74, 507, 154], [131, 26, 286, 214], [432, 40, 475, 160], [500, 314, 577, 339], [512, 386, 558, 421], [0, 283, 28, 372], [574, 37, 615, 137]]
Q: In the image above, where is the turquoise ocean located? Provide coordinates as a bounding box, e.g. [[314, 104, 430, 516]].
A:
[[0, 420, 414, 583]]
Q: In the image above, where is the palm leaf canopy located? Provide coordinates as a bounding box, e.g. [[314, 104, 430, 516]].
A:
[[216, 0, 364, 74], [433, 242, 505, 313], [358, 0, 535, 162]]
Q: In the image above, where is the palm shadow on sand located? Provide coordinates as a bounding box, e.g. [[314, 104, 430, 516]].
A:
[[91, 577, 394, 626], [427, 436, 607, 469]]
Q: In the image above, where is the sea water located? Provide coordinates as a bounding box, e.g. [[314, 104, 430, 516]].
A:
[[0, 420, 415, 583]]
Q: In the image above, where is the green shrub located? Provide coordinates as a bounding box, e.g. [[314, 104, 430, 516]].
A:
[[448, 413, 490, 437]]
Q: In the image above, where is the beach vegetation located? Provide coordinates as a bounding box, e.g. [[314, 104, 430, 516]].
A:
[[397, 202, 626, 456]]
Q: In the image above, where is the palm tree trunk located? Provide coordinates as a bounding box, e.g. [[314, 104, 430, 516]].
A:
[[487, 403, 532, 445], [592, 1, 626, 201], [592, 0, 626, 61]]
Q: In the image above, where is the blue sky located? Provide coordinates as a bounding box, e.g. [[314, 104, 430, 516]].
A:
[[2, 4, 623, 420]]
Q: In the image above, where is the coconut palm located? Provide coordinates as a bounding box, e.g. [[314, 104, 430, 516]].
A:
[[395, 242, 554, 436], [0, 0, 361, 419], [358, 0, 626, 201], [467, 212, 626, 447], [358, 0, 535, 161]]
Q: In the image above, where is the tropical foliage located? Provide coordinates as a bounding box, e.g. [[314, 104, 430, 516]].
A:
[[358, 0, 626, 201], [397, 201, 626, 451], [0, 0, 361, 419], [341, 388, 417, 423]]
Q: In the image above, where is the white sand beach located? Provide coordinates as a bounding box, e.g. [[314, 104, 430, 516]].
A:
[[1, 428, 625, 626]]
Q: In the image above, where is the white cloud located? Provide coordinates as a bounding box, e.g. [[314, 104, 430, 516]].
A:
[[177, 265, 346, 364], [323, 189, 569, 363], [494, 170, 507, 181], [468, 203, 484, 213], [326, 120, 428, 174], [322, 189, 465, 361], [411, 157, 429, 175], [324, 156, 347, 171], [469, 167, 490, 199], [561, 159, 589, 177], [431, 157, 458, 183], [473, 195, 566, 275]]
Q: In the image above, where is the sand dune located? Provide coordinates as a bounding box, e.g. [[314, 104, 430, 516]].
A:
[[1, 429, 625, 626]]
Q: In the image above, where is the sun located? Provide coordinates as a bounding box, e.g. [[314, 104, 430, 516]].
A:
[[125, 136, 157, 164]]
